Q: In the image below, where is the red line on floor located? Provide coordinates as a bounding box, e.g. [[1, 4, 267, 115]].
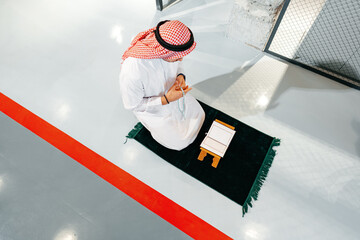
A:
[[0, 92, 232, 240]]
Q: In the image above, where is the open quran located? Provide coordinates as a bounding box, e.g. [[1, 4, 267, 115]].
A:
[[198, 119, 236, 168]]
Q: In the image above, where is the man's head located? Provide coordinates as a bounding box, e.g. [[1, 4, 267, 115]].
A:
[[122, 20, 196, 61], [154, 20, 196, 61]]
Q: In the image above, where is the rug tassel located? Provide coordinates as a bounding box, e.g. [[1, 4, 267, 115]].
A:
[[242, 138, 280, 217]]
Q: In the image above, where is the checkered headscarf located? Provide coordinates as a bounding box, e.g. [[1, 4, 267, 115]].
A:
[[122, 20, 196, 61]]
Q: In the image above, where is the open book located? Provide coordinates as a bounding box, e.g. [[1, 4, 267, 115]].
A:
[[200, 120, 236, 158]]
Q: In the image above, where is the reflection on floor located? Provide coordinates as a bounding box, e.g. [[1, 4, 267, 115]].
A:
[[0, 0, 359, 239]]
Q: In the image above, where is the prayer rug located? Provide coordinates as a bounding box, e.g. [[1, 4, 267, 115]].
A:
[[127, 101, 280, 216]]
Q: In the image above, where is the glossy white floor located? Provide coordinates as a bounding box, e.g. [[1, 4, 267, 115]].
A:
[[1, 0, 360, 239]]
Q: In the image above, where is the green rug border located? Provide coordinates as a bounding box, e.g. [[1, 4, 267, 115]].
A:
[[126, 122, 144, 139], [126, 122, 280, 216], [241, 137, 280, 216]]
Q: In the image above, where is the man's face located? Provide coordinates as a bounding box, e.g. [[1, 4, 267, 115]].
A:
[[163, 57, 183, 62]]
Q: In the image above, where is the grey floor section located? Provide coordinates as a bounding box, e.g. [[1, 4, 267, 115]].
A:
[[0, 112, 191, 240]]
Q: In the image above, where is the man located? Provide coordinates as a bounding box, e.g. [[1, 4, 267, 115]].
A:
[[120, 20, 205, 150]]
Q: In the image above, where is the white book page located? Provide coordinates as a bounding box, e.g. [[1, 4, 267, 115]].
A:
[[207, 121, 235, 146], [201, 137, 227, 157], [200, 121, 236, 157]]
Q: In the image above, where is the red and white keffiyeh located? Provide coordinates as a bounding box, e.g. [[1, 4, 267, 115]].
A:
[[122, 20, 196, 61]]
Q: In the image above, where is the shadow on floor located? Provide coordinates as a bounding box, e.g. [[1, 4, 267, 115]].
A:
[[192, 63, 255, 100], [265, 59, 360, 157], [266, 60, 351, 111], [191, 54, 360, 157], [352, 119, 360, 157]]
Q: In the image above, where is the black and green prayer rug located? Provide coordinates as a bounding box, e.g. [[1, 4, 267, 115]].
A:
[[126, 101, 280, 216]]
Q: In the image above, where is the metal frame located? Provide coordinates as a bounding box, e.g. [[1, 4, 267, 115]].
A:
[[156, 0, 180, 11], [264, 0, 360, 90]]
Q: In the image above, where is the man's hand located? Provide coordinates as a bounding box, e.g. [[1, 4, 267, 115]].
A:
[[175, 74, 187, 90], [162, 79, 191, 105]]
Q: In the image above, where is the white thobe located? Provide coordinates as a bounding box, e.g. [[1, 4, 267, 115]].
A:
[[120, 57, 205, 150]]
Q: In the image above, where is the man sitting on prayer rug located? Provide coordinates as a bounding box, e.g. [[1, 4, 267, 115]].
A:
[[119, 20, 205, 150]]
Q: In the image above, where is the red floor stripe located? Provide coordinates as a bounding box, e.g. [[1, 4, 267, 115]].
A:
[[0, 92, 232, 240]]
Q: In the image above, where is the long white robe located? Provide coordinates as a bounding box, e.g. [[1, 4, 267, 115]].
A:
[[120, 57, 205, 150]]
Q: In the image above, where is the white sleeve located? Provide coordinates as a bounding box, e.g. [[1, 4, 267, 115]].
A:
[[177, 61, 185, 76], [119, 60, 162, 112]]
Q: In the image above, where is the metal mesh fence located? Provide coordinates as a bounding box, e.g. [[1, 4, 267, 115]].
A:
[[266, 0, 360, 89]]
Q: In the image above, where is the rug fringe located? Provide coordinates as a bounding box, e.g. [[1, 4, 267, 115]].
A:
[[125, 122, 144, 143], [242, 138, 280, 216]]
